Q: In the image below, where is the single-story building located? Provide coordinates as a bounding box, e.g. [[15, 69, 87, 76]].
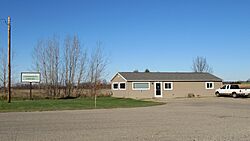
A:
[[111, 72, 222, 98]]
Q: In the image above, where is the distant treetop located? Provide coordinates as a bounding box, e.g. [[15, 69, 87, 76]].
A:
[[192, 56, 213, 73], [133, 70, 139, 73]]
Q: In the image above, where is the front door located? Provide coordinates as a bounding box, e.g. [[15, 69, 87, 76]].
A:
[[154, 82, 162, 97]]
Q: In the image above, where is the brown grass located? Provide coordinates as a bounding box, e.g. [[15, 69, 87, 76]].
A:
[[0, 88, 112, 100], [239, 84, 250, 89]]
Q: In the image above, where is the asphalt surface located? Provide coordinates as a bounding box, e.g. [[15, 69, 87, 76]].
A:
[[1, 97, 250, 141]]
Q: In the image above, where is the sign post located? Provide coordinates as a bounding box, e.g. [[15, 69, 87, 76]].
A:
[[21, 72, 40, 100], [29, 82, 32, 100]]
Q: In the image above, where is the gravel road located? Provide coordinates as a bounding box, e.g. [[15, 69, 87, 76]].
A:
[[1, 97, 250, 141]]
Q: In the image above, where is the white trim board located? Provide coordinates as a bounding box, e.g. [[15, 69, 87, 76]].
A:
[[163, 82, 173, 90], [119, 82, 126, 90], [205, 82, 214, 89], [112, 82, 119, 90], [154, 82, 163, 97], [132, 82, 150, 90]]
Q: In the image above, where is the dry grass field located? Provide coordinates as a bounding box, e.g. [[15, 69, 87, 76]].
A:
[[239, 83, 250, 89], [0, 88, 112, 100], [1, 83, 249, 100]]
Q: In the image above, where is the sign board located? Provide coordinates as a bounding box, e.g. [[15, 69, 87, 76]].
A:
[[21, 72, 40, 83]]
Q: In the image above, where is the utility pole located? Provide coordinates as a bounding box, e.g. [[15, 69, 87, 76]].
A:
[[7, 16, 11, 103]]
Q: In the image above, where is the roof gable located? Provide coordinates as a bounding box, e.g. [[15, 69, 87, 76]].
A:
[[117, 72, 222, 82], [110, 72, 127, 82]]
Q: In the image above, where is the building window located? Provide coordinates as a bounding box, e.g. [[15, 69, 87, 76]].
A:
[[119, 83, 126, 90], [112, 82, 119, 90], [164, 82, 173, 90], [205, 82, 214, 89], [132, 82, 150, 90]]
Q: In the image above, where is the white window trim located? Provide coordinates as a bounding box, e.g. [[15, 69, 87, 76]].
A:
[[163, 82, 173, 90], [112, 82, 119, 90], [205, 82, 214, 89], [119, 82, 126, 90], [132, 82, 150, 90]]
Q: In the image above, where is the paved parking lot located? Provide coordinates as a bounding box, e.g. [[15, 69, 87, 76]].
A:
[[1, 97, 250, 141]]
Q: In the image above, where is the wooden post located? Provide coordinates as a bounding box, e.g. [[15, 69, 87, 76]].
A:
[[94, 93, 97, 108], [7, 16, 11, 103], [30, 82, 33, 100], [94, 84, 97, 108]]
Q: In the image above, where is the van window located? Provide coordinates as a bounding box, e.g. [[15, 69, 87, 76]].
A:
[[230, 85, 239, 89], [221, 85, 226, 89]]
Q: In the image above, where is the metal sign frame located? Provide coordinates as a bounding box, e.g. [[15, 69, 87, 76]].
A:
[[21, 72, 41, 83]]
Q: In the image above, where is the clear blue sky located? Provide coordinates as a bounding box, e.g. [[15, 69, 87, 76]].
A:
[[0, 0, 250, 81]]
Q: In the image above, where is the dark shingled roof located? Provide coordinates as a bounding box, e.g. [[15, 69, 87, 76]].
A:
[[118, 72, 222, 82]]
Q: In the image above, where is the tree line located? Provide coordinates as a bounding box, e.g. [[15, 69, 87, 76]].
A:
[[0, 34, 108, 99], [32, 35, 107, 98], [1, 35, 249, 99], [0, 47, 7, 96], [0, 44, 214, 99]]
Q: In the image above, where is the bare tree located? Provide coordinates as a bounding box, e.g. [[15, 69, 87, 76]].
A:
[[63, 35, 87, 97], [0, 47, 7, 96], [88, 41, 107, 107], [32, 36, 60, 98], [47, 37, 60, 97], [63, 35, 79, 97], [192, 56, 213, 73], [76, 49, 87, 97], [10, 50, 18, 85], [32, 35, 95, 99], [33, 40, 49, 96]]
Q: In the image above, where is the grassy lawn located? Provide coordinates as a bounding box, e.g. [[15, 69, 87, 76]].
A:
[[0, 97, 164, 112]]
